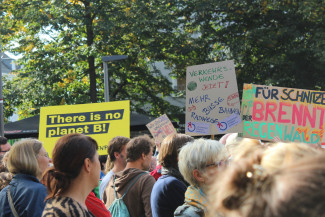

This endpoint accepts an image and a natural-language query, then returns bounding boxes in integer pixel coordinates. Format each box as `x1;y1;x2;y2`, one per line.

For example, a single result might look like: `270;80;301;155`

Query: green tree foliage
166;0;325;92
1;0;324;121
2;0;182;120
216;0;325;91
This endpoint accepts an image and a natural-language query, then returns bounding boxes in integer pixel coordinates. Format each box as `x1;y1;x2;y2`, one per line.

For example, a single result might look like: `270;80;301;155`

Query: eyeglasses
205;160;228;168
38;152;49;158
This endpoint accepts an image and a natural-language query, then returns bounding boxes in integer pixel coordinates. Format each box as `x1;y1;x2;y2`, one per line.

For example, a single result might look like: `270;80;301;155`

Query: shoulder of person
25;180;47;195
140;172;156;183
44;197;90;217
103;170;114;179
155;175;181;187
174;204;204;217
14;174;44;188
34;185;48;199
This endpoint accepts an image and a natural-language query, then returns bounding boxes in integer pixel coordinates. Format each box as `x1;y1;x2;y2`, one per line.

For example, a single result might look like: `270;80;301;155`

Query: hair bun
51;169;73;179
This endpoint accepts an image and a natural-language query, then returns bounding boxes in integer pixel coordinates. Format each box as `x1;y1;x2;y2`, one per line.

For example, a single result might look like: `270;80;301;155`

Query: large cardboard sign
185;60;242;136
146;114;177;144
39;101;130;156
242;84;325;144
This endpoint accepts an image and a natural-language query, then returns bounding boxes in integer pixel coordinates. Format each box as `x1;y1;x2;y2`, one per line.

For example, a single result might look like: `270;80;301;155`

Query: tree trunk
85;1;96;103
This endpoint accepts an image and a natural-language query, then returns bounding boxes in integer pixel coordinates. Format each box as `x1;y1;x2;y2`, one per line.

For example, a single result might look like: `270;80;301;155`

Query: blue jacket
0;174;47;217
151;175;187;217
174;204;203;217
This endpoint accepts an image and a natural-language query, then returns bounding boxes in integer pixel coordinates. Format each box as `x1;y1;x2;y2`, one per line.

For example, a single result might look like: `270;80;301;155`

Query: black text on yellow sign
44;109;124;138
46;109;124;125
39;101;130;157
46;123;109;138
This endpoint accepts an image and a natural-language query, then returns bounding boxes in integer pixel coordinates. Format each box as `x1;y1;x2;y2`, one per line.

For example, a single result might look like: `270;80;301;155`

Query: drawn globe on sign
187;81;197;91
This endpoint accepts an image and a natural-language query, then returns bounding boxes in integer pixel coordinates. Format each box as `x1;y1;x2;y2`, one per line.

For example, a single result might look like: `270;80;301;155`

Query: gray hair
178;138;228;186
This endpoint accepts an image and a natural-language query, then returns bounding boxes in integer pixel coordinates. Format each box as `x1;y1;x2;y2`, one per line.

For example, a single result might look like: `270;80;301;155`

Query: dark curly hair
126;135;154;162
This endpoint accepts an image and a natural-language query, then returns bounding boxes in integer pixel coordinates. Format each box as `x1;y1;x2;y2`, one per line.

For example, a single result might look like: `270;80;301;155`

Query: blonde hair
261;142;319;173
231;138;266;162
178;138;228;186
209;152;325;217
7;139;42;178
224;133;242;154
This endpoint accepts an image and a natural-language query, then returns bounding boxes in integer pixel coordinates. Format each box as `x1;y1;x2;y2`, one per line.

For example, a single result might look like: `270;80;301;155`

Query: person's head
0;172;13;191
99;155;107;172
158;133;193;169
261;142;319;173
230;138;266;162
224;133;242;154
126;135;154;171
7;139;50;179
106;136;130;172
209;152;325;217
0;151;10;173
43;133;99;199
0;137;11;156
0;154;7;172
178;138;228;189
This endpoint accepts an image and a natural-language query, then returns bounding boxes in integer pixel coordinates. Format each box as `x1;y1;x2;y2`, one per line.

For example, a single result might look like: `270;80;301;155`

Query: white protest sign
185;60;242;136
146;114;177;144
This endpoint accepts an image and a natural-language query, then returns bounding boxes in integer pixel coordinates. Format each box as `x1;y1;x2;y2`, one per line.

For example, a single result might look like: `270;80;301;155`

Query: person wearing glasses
174;139;229;217
0;137;11;156
0;139;51;217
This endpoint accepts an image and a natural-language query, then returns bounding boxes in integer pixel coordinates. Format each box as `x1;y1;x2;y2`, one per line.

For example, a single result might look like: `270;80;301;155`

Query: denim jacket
0;173;47;217
174;204;204;217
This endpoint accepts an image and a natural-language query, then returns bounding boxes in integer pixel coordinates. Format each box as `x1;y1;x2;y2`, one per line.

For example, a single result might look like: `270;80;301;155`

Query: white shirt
99;170;114;200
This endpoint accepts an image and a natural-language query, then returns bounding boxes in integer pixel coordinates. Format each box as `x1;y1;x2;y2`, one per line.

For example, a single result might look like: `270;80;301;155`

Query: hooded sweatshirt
104;168;156;217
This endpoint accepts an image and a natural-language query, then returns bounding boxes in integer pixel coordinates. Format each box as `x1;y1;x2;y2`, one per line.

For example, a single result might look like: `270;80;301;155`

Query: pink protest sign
146;114;177;144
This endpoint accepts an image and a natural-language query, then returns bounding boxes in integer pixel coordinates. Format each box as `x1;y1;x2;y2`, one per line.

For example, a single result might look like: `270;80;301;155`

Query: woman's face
90;151;101;188
202;159;228;187
37;146;51;175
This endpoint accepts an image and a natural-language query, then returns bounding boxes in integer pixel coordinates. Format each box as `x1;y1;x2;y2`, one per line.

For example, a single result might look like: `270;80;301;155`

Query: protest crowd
0;131;324;217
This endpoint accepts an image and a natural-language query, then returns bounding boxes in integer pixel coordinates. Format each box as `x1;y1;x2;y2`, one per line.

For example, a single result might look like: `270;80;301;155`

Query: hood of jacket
112;168;147;192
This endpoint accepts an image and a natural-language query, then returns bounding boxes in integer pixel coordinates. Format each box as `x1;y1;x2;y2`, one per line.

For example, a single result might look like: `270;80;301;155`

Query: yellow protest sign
39;100;130;156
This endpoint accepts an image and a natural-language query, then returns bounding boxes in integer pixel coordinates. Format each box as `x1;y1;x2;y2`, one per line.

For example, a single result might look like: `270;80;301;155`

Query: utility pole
101;55;128;102
0;33;4;136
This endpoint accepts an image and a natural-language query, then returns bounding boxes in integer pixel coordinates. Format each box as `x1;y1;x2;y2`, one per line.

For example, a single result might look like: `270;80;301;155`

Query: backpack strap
7;187;20;217
112;175;119;199
112;172;146;200
121;172;146;199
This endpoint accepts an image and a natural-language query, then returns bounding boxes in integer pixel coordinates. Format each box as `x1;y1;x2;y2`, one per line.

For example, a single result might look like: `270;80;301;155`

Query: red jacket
86;192;111;217
150;165;162;181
